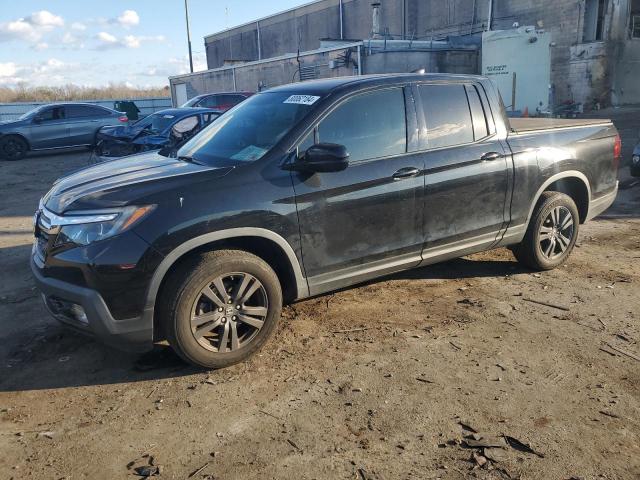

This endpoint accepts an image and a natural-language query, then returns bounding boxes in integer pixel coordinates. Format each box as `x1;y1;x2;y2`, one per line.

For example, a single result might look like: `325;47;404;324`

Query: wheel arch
1;132;31;150
146;228;309;339
526;171;591;225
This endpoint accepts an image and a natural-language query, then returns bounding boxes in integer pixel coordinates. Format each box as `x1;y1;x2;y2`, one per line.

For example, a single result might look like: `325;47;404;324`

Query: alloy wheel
190;272;268;353
539;206;574;260
3;138;26;160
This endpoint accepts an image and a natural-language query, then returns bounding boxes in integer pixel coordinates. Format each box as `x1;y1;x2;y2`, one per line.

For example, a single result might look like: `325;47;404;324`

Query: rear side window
198;96;218;108
465;85;489;140
67;105;109;118
418;84;473;149
318;88;406;162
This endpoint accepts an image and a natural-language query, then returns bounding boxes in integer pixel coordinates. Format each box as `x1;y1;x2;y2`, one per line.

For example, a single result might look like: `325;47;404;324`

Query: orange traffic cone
523;106;529;117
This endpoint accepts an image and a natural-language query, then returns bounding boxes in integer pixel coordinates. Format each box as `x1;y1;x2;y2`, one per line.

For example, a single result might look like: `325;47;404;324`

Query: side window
465;85;489;141
419;84;474;149
67;105;107;118
203;112;220;124
198;96;219;108
318;88;407;162
476;84;496;135
39;106;65;121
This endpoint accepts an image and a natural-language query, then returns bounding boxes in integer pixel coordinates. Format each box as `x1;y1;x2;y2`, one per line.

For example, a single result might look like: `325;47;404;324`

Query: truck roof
265;73;488;96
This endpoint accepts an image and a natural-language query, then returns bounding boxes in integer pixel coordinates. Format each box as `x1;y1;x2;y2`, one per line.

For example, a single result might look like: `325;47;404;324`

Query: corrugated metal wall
0;97;172;121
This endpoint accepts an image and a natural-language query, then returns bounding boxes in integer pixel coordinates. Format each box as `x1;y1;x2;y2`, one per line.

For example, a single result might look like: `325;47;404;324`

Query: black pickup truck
31;74;619;368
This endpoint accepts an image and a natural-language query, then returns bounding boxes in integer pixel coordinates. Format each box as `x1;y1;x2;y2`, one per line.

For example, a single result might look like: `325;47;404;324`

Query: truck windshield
175;92;319;166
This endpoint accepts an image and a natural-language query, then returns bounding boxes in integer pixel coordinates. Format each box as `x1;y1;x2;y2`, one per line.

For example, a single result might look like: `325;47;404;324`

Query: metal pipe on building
232;67;237;92
339;0;344;40
356;44;362;75
256;21;262;60
371;2;382;39
487;0;493;31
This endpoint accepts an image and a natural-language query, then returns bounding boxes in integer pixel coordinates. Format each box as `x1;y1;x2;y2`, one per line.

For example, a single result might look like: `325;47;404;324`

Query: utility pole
184;0;194;73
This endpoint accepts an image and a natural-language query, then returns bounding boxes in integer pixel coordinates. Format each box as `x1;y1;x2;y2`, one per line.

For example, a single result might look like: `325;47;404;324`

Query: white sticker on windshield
231;145;268;161
283;94;320;105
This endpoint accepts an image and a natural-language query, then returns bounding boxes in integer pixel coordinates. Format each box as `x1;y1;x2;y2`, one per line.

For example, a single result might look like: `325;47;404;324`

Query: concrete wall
171;41;478;106
0;97;171;122
198;0;640;108
171;45;359;106
205;0;491;69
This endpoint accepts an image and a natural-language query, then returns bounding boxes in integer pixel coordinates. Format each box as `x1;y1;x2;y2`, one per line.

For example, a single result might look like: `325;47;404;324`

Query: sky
0;0;306;89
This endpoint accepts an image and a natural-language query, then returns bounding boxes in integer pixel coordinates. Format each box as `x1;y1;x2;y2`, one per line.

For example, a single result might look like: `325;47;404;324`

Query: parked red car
181;92;253;112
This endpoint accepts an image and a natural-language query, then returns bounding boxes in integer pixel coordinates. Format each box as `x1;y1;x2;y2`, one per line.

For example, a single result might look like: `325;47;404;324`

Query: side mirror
295;143;349;173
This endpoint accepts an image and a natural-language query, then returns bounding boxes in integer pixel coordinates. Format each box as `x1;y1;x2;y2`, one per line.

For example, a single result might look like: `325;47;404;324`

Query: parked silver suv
0;103;128;161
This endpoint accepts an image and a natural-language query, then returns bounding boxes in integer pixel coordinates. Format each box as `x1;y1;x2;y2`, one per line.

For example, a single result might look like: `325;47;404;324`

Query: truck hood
43;151;232;213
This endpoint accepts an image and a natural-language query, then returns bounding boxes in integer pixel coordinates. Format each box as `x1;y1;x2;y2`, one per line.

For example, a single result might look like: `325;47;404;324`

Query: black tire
159;249;282;369
631;165;640;177
511;191;580;270
0;135;29;161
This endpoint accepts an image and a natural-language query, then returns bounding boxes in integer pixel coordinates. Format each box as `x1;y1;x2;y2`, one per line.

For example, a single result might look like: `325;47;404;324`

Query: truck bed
509;117;612;133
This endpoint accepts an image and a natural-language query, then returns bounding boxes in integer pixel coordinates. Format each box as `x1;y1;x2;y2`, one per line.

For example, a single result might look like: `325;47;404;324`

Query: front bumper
31;255;154;353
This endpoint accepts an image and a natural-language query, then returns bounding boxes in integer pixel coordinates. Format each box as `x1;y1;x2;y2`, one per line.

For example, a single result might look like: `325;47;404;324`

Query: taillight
118;115;128;123
613;134;621;169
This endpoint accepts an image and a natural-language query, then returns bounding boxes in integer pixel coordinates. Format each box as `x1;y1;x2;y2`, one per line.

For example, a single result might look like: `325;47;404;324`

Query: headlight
54;205;155;246
633;155;640;165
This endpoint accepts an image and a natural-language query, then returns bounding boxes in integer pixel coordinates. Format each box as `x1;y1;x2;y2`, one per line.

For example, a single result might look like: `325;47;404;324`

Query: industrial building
169;0;640;112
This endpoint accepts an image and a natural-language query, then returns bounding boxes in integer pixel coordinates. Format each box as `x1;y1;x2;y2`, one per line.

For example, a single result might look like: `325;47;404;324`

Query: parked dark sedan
0;103;128;160
181;91;253;111
94;107;219;160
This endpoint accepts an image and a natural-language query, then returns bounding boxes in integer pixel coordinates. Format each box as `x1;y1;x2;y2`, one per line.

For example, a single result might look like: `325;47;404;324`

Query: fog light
70;304;88;325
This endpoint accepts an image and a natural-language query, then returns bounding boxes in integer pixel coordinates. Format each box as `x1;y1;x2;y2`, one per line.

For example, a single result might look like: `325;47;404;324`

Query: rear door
66;105;111;145
415;82;509;254
29;106;69;149
292;86;425;295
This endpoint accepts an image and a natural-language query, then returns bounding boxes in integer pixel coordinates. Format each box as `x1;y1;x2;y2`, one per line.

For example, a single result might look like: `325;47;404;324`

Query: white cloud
0;10;65;44
26;11;64;28
94;32;164;50
96;31;117;45
142;52;207;78
122;34;140;48
0;62;18;77
117;10;140;28
33;42;49;51
0;58;71;86
71;22;86;31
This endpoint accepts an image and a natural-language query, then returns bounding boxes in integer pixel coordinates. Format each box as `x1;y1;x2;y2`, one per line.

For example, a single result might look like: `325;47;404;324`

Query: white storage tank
482;26;551;115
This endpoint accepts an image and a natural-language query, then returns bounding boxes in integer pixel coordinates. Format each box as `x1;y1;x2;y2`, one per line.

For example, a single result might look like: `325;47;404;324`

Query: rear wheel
511;191;579;270
0;135;28;161
160;250;282;369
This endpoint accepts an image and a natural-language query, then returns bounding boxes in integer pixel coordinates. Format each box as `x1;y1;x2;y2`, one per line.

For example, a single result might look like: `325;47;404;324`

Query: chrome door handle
481;152;502;161
392;167;420;180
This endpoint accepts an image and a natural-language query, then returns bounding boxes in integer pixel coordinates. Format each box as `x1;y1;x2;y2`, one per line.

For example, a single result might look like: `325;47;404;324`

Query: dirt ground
1;110;639;479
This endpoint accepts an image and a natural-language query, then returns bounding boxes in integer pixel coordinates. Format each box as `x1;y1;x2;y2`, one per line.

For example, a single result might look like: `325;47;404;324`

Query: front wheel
511;191;580;270
160;250;282;369
0;135;28;161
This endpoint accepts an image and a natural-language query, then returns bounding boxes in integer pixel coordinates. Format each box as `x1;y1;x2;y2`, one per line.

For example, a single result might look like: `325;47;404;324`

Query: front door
29;106;70;149
292;86;425;295
414;83;509;255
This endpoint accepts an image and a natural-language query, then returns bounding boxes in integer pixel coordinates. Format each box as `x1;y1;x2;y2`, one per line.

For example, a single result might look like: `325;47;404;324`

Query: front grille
34;209;56;262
